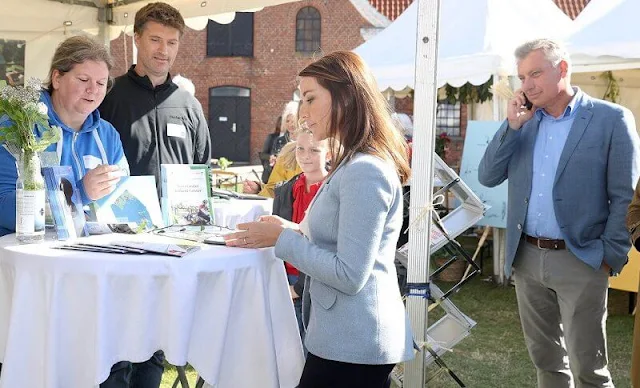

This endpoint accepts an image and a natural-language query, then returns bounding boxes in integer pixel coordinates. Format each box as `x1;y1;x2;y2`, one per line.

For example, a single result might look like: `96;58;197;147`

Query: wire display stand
394;155;486;387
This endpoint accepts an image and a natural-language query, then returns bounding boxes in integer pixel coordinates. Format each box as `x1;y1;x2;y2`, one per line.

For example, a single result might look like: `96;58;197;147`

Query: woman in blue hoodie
0;36;129;236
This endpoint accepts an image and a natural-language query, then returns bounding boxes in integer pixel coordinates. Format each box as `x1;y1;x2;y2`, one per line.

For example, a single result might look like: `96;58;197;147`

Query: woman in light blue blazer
225;51;415;387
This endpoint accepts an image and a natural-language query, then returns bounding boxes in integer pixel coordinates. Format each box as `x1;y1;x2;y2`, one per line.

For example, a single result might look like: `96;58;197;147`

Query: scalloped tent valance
354;0;574;96
0;0;301;41
0;0;301;80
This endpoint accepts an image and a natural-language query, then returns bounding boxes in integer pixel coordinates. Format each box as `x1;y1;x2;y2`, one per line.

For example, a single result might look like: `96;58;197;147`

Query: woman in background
244;101;303;197
271;100;299;157
260;116;282;183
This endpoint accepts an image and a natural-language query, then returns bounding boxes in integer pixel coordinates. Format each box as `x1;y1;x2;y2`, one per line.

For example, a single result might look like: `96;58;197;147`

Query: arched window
295;7;321;54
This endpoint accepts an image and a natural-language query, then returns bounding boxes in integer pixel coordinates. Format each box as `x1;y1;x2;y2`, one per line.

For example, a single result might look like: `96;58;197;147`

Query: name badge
167;123;187;138
83;155;102;170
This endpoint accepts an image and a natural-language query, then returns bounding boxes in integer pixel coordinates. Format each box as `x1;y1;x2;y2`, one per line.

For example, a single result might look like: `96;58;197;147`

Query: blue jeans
99;350;165;388
288;274;307;356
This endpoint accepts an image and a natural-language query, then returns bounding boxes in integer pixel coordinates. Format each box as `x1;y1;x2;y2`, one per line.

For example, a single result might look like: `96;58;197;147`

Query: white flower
36;102;48;116
0;77;60;153
52;125;62;139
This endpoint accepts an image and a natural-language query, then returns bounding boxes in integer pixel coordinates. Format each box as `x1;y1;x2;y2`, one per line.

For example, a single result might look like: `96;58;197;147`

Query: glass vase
15;150;45;244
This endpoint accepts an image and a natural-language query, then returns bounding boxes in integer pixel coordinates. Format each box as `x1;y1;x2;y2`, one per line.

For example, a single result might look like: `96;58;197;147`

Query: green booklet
160;164;212;226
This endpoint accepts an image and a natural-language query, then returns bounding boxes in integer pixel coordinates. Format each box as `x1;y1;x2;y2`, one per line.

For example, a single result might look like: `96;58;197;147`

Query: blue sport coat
479;92;640;276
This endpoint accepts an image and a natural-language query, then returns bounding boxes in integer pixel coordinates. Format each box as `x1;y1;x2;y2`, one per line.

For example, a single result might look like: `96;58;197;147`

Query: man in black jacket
98;3;211;388
99;2;211;199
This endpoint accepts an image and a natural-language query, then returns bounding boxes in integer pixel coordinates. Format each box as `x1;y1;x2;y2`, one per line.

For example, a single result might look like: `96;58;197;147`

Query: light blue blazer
479;92;640;276
275;153;414;365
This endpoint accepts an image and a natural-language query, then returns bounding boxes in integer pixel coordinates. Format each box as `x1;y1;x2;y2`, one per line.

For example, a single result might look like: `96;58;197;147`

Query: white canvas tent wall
354;0;574;98
0;0;301;80
565;0;640;133
568;0;640;73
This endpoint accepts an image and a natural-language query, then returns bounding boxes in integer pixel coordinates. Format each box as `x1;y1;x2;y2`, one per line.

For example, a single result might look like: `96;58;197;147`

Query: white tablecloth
211;198;272;229
0;233;304;388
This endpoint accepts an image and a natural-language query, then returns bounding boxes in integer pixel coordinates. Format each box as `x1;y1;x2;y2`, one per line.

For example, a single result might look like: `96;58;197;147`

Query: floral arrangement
435;132;450;158
0;78;60;156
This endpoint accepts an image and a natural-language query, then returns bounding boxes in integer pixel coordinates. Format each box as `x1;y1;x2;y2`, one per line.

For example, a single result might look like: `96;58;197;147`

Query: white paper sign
167;123;187;138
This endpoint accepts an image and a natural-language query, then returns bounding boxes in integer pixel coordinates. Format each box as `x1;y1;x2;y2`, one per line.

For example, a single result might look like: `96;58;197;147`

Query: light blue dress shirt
525;88;583;239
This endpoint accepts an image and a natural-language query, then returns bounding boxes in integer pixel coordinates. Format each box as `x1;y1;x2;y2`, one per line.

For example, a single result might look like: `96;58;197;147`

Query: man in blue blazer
479;38;640;387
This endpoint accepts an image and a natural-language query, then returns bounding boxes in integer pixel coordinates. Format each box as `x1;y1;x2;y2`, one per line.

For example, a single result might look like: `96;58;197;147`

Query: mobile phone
523;95;533;110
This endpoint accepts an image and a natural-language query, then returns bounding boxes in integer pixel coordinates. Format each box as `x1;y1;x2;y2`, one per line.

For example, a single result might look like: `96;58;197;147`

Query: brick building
107;0;588;167
109;0;394;164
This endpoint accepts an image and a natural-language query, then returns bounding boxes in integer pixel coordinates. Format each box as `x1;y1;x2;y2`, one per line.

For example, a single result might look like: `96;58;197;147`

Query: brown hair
272;116;282;135
44;36;114;94
134;2;185;37
298;51;411;184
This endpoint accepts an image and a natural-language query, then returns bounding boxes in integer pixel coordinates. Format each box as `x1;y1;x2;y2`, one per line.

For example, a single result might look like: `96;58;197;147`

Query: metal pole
404;0;441;386
491;74;508;285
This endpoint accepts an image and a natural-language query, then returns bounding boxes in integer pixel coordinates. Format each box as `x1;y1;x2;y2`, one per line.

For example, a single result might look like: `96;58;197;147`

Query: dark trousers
298;353;394;388
99;350;165;388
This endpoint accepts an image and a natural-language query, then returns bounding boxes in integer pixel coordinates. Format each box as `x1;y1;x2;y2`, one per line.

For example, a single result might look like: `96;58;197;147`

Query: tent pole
404;0;441;386
97;6;111;51
491;73;508;285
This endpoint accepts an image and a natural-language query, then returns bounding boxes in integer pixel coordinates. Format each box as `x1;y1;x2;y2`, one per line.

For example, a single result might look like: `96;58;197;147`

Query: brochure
111;240;201;257
151;224;236;244
161;164;212;226
42;166;88;240
53;239;201;257
90;176;163;231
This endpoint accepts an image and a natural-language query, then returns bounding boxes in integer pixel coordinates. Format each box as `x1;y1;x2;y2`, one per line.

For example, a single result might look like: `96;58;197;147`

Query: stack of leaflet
54;240;200;257
151;224;237;245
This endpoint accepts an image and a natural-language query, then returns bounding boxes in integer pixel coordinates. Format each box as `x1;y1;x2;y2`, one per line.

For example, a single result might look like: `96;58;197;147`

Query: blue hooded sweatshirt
0;90;129;236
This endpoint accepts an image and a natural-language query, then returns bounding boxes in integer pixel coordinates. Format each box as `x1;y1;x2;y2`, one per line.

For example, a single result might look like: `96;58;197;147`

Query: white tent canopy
0;0;301;80
0;0;300;41
567;0;640;73
354;0;574;95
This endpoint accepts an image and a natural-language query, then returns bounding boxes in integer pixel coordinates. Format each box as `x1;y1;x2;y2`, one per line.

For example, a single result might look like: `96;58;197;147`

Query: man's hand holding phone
507;89;535;130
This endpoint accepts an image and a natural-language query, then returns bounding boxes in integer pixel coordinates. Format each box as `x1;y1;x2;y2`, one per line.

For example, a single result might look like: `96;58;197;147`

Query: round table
0;233;303;388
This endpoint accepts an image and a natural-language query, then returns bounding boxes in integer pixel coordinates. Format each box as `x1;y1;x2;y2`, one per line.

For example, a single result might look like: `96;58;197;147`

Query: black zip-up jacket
273;174;306;297
99;66;212;196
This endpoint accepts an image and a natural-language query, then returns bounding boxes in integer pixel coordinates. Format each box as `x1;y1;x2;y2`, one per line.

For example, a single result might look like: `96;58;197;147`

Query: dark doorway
209;86;251;163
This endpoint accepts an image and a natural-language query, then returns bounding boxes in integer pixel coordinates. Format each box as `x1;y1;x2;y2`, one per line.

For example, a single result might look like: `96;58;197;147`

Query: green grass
424;277;634;387
160;364;198;388
158;273;634;388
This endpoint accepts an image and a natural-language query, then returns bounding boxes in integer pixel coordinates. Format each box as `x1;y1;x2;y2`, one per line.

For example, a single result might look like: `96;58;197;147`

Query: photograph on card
42;166;88;240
